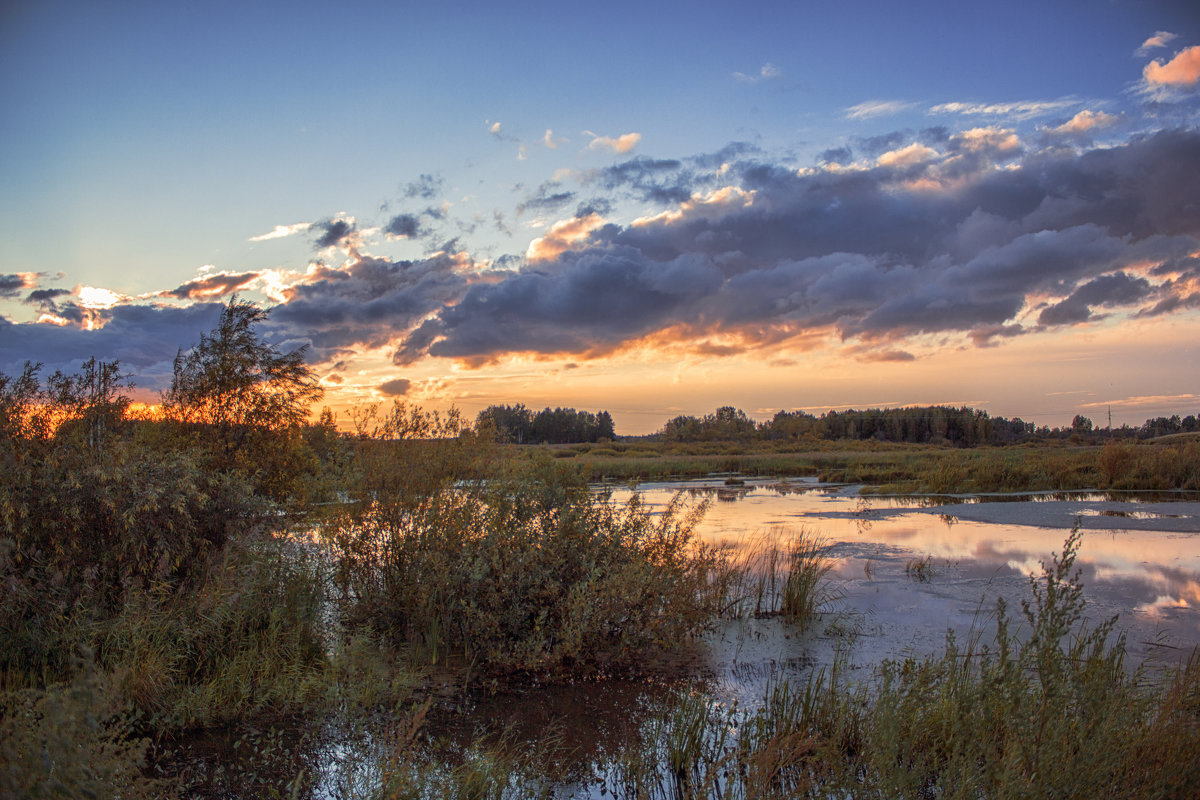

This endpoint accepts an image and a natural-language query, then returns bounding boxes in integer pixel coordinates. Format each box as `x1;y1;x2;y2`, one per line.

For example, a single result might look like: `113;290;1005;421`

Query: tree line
475;403;615;444
656;405;1200;446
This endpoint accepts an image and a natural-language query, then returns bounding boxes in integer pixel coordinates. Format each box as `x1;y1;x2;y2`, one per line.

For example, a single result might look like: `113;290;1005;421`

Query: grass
543;438;1200;493
710;529;836;627
904;554;936;582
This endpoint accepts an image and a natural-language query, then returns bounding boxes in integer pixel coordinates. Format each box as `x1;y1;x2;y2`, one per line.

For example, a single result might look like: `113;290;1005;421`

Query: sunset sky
2;0;1199;434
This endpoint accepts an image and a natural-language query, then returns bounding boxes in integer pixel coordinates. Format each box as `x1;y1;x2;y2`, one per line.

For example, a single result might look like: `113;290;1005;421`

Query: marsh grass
0;655;167;799
713;529;837;631
567;438;1200;493
904;554;936;582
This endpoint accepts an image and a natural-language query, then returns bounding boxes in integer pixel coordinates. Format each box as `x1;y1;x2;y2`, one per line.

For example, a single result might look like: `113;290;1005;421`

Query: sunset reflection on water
612;479;1200;661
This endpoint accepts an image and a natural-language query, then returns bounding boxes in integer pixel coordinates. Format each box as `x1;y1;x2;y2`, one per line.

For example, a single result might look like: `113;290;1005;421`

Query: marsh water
177;479;1200;797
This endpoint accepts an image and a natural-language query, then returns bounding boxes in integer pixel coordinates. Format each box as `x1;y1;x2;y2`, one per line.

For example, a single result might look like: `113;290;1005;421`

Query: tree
1071;415;1094;434
161;297;324;501
163;297;322;431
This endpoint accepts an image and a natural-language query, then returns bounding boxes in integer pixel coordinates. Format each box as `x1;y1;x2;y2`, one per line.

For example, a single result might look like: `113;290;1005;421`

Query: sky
2;0;1199;434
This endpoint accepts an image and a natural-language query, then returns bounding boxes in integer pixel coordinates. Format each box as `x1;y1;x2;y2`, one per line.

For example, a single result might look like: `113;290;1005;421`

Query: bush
326;462;720;676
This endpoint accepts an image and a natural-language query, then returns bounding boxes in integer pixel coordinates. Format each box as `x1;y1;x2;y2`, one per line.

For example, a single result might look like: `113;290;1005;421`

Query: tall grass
713;529;836;629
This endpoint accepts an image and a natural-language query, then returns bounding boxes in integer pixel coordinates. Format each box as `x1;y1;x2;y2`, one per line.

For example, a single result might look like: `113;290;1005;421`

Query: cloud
402;174;443;200
588;132;642;154
1144;45;1200;87
845;100;915;120
265;250;498;362
25;287;71;306
543;129;566;149
931;99;1077;120
0;302;226;392
525;213;606;262
163;271;261;300
385;128;1200;367
877;142;939;168
313;217;358;250
1137;31;1177;56
734;63;782;83
249;222;312;242
378;378;411;396
9;127;1200;388
1046;109;1120;137
516;182;576;216
1037;271;1154;326
488;121;502;135
385;214;421;238
1;273;40;298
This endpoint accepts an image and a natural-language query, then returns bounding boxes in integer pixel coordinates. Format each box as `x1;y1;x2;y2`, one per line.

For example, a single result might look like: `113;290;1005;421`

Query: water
616;479;1200;672
175;479;1200;797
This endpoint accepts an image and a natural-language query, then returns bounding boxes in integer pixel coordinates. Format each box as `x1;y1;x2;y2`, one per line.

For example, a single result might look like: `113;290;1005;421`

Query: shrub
326;462;720;676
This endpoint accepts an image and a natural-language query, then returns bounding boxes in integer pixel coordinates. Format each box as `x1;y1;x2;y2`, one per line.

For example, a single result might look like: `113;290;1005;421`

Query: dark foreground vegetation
2;298;1198;797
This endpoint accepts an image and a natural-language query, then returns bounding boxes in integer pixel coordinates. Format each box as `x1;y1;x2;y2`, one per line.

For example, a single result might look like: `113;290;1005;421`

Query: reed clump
715;529;836;629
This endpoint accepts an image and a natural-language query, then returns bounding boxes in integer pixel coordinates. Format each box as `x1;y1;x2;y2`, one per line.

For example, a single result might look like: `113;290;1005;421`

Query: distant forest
480;403;1200;446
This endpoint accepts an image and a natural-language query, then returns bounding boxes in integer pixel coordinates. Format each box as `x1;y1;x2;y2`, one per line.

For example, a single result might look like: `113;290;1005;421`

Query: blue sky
2;0;1199;432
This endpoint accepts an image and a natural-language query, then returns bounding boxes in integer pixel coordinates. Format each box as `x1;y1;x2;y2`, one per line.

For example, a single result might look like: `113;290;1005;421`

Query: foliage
476;403;615;444
161;297;327;503
98;535;330;730
0;659;167;800
163;297;322;431
326;460;720;675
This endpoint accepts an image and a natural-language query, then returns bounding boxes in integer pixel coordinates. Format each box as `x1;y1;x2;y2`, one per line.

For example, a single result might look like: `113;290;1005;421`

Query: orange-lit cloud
1137;31;1177;56
1048;109;1119;135
525;213;606;261
1144;45;1200;86
587;132;641;153
876;143;938;168
163;270;261;300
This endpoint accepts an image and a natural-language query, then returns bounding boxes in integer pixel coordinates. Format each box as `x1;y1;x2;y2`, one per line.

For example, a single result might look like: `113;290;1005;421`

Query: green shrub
326;463;720;676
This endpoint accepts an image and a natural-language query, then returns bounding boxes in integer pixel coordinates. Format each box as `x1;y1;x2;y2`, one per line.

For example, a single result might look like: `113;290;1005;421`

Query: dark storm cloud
0;303;225;391
387;128;1200;365
0;274;29;297
385;214;421;238
313;218;356;249
163;271;260;300
268;253;494;362
378;378;410;396
25;287;71;306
